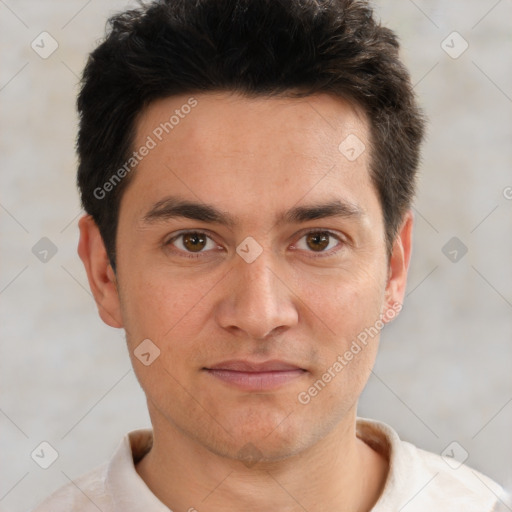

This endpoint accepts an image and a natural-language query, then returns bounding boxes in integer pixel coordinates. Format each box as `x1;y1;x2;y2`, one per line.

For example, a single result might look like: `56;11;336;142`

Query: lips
204;360;307;391
206;360;304;372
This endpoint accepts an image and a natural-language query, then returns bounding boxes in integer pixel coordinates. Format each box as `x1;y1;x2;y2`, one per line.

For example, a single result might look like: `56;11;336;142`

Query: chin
209;430;308;466
203;411;316;465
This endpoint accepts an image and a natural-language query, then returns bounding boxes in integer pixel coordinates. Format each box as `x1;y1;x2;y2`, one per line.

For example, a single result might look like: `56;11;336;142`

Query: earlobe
382;210;413;322
77;214;124;329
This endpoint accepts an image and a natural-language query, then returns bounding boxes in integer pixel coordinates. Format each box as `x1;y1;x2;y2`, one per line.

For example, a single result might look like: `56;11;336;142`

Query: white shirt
31;418;506;511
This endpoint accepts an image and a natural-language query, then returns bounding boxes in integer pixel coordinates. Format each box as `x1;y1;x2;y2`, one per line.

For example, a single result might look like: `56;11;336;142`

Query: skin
78;91;413;512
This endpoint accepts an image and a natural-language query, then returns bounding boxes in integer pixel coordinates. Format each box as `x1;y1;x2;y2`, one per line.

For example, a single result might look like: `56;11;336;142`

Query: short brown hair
77;0;425;269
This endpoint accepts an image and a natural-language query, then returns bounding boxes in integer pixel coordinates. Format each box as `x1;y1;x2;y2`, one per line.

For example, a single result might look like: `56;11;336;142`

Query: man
32;0;505;510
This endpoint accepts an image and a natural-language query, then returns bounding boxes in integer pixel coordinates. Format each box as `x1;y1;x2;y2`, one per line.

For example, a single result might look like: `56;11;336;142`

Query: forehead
121;92;377;227
135;91;367;158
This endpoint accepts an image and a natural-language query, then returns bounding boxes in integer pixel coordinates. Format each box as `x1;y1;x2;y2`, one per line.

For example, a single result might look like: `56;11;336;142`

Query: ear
77;214;123;328
382;210;413;322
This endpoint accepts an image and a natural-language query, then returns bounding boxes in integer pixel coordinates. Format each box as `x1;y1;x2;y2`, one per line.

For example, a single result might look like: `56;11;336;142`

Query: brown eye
306;232;330;252
167;231;217;256
293;230;343;257
181;232;207;252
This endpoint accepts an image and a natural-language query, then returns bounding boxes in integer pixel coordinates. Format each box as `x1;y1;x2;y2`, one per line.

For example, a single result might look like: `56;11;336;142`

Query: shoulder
403;440;504;511
30;462;112;512
30;429;153;512
356;417;506;512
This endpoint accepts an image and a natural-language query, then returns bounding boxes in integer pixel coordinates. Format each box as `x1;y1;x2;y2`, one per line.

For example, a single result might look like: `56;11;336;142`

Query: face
79;92;411;463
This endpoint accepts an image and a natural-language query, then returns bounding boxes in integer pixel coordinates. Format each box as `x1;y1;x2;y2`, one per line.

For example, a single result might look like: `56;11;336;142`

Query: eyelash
164;229;345;259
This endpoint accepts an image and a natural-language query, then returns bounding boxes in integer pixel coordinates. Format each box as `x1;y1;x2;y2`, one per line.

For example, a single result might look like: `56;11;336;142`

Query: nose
215;248;299;340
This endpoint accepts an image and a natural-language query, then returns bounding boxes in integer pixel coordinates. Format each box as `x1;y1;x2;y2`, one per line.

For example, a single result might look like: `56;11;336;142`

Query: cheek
119;274;207;403
331;282;384;346
291;261;386;404
294;261;387;347
118;268;223;393
296;283;382;418
119;268;208;341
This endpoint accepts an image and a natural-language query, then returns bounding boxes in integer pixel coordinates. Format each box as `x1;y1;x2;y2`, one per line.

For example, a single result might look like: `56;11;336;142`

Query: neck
136;408;388;512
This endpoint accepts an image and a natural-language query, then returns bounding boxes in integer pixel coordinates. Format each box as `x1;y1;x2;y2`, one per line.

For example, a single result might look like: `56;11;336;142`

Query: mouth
203;360;307;392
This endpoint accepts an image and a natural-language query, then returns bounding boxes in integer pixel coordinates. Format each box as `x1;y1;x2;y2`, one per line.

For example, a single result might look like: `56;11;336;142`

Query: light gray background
1;1;511;510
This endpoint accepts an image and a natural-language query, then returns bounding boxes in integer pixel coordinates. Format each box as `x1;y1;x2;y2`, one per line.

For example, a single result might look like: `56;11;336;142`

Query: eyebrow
141;195;363;228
